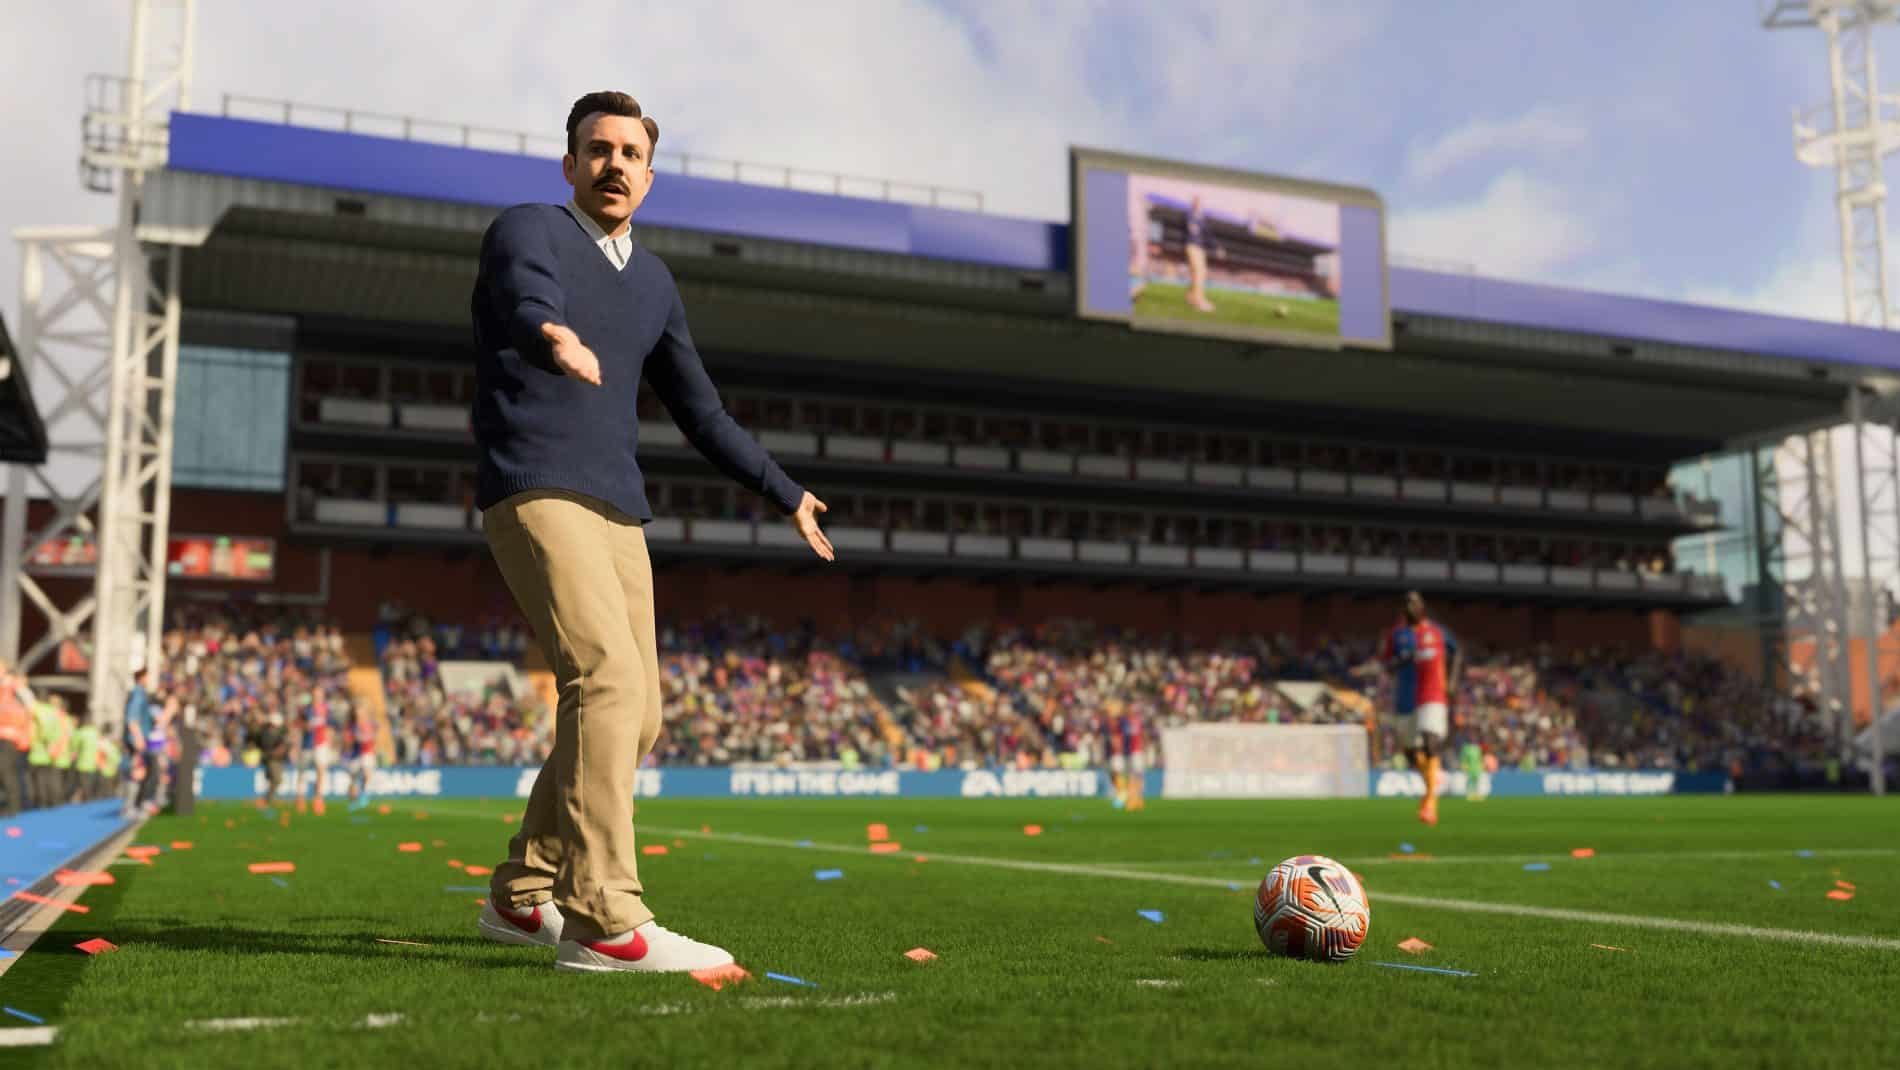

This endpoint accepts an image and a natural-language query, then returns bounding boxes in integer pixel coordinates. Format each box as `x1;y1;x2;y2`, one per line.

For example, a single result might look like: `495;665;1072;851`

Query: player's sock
1424;756;1441;803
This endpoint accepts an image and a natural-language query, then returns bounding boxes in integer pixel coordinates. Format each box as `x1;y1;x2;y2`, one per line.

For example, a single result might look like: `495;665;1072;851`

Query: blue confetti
445;885;488;893
1227;882;1241;892
270;877;289;889
814;869;844;882
913;825;928;833
1373;961;1478;978
1523;862;1552;872
795;839;813;847
1769;880;1783;891
1795;849;1815;858
1399;843;1416;854
1248;857;1262;866
765;972;817;987
349;816;370;825
3;1006;45;1025
1138;910;1165;924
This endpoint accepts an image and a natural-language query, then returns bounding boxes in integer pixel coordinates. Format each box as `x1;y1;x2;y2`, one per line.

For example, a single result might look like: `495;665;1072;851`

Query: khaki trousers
483;489;663;942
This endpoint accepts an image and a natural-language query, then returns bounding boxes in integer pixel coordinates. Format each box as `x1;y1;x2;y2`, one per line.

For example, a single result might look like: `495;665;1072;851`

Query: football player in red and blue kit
1383;591;1460;826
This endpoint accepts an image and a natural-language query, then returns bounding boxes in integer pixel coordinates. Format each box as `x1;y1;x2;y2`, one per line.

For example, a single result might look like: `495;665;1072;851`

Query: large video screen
1072;148;1389;350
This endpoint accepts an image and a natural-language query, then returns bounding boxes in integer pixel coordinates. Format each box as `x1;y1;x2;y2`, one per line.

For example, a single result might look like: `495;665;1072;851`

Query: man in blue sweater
472;90;833;975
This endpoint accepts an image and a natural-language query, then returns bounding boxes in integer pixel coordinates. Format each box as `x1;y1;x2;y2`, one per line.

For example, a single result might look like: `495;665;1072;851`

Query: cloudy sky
0;0;1891;332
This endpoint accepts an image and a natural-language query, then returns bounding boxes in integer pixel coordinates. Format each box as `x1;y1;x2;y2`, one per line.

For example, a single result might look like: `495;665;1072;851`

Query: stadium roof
137;111;1896;454
162;112;1898;372
0;309;49;465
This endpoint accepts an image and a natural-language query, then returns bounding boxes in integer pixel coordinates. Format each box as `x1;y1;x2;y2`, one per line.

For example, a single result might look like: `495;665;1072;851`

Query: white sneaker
554;921;736;974
478;897;565;948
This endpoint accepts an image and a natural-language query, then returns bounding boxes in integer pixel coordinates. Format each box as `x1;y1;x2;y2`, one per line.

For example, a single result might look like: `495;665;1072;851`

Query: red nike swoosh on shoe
496;902;542;934
583;931;650;962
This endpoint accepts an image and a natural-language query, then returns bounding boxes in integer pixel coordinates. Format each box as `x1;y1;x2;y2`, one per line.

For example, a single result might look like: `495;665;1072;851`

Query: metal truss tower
1;0;195;735
1758;2;1897;793
1764;0;1899;327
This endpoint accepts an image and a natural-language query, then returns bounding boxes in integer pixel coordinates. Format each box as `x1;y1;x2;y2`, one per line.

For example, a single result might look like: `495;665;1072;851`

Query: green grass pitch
1132;280;1341;338
3;795;1896;1068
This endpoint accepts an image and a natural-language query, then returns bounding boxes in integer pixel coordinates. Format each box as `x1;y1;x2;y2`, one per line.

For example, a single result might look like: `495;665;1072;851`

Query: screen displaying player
1073;148;1389;351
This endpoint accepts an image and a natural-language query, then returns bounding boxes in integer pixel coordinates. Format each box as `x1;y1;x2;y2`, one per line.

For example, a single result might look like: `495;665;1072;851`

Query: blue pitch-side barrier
191;765;1731;801
0;800;131;894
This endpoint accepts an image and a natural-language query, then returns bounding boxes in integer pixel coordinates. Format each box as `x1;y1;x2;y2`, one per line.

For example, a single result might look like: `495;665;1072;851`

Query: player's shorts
1108;752;1147;775
299;744;336;769
1408;702;1448;741
347;752;376;774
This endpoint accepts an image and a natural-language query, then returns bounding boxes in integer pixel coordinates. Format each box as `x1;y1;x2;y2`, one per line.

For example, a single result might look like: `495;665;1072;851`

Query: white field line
1100;847;1900;869
0;1026;57;1047
642;825;1900;953
0;993;896;1048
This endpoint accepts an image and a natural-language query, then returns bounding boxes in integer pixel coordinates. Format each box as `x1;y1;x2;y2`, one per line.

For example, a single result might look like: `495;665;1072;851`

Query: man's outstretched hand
540;322;602;385
792;492;834;562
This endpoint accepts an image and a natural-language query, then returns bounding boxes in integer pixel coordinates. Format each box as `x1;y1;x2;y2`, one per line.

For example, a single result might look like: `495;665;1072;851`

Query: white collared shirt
563;200;633;270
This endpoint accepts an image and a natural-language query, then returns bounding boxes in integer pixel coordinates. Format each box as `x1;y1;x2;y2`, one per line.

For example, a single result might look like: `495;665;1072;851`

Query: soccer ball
1253;854;1370;962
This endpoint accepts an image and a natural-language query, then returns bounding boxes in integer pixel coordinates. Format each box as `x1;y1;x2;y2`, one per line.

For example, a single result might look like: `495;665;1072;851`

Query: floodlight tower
0;0;195;736
1763;0;1899;327
1762;0;1896;793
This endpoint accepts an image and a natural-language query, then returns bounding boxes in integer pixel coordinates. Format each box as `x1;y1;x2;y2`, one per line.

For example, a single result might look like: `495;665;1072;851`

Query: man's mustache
595;175;629;193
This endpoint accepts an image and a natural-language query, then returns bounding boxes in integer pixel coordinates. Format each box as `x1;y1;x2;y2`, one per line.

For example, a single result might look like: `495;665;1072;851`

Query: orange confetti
641;845;669;856
74;937;117;955
700;825;711;834
247;862;295;875
4;827;20;838
502;813;519;824
1093;935;1113;944
448;859;464;869
691;964;752;991
1396;937;1434;954
869;842;902;854
463;865;493;877
1826;889;1855;901
414;812;429;821
1571;848;1596;859
397;842;423;853
170;841;194;850
867;823;889;842
125;846;161;859
12;891;89;914
904;947;938;963
1836;880;1857;891
378;805;392;815
53;870;115;887
914;855;928;863
1023;825;1043;837
224;819;236;829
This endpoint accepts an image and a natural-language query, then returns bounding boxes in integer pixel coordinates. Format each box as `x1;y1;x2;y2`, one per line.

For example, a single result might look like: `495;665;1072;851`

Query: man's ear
561;154;576;186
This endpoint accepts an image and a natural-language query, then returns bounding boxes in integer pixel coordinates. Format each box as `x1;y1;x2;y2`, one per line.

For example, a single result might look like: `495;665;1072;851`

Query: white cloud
1402;106;1588;185
1679;253;1858;325
1388;169;1600;279
0;0;1370;327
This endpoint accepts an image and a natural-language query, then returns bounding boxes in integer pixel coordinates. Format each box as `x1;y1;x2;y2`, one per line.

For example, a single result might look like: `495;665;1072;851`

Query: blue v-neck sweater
470;203;805;522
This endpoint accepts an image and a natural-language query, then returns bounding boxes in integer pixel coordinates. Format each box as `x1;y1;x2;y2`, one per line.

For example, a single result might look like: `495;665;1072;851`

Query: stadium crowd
0;600;1836;817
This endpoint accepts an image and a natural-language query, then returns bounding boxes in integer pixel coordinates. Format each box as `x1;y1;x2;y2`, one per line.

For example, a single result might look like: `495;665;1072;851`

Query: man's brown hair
565;91;660;160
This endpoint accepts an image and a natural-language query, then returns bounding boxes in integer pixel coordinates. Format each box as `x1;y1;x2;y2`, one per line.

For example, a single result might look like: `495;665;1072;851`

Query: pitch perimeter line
1104;847;1900;869
643;826;1900;953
